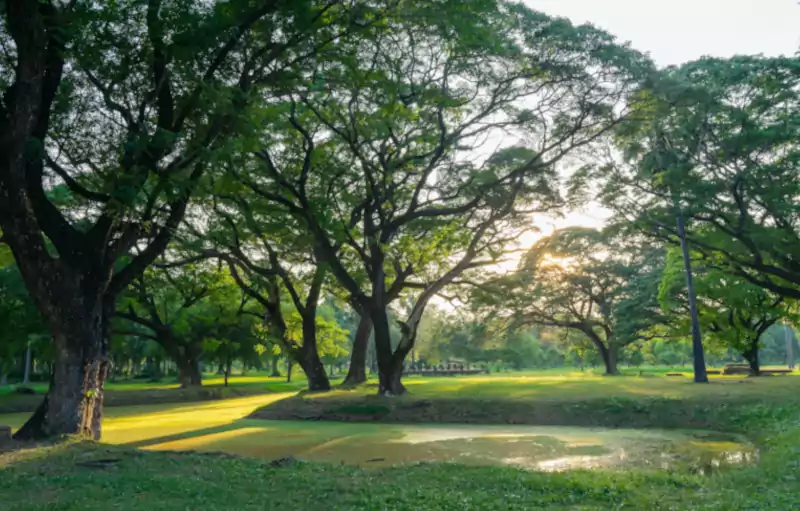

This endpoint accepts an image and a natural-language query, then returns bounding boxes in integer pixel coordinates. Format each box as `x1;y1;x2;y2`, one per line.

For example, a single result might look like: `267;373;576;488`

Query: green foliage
474;227;667;372
659;248;795;367
0;263;48;374
602;55;800;300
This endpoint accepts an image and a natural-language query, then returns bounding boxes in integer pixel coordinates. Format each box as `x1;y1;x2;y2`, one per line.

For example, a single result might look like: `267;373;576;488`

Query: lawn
2;370;800;510
0;373;307;414
0;366;705;414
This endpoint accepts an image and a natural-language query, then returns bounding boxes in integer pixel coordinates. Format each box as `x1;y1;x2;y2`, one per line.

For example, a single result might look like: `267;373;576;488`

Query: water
0;396;756;473
140;421;757;473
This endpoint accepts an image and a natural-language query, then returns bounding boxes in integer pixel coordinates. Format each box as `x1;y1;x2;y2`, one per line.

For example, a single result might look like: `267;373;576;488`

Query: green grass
2;370;800;509
0;373;308;413
0;372;309;395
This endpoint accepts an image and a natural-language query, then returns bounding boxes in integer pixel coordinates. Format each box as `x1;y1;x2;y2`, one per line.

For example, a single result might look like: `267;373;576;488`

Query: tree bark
270;355;281;377
342;312;372;386
14;299;110;441
743;340;761;376
299;310;331;391
599;344;620;375
371;304;407;395
224;355;232;387
675;199;709;383
177;357;202;388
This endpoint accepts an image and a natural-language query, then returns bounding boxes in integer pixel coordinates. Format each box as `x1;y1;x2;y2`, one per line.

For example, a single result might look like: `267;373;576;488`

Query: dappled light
1;0;799;509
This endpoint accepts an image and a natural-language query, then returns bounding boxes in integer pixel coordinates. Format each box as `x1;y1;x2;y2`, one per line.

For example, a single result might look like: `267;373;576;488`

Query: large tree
476;227;666;375
116;263;245;387
0;0;368;439
225;3;653;393
599;56;800;300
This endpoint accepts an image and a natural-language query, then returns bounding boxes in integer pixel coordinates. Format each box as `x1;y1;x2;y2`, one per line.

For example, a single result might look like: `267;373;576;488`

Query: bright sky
525;0;800;67
519;0;800;244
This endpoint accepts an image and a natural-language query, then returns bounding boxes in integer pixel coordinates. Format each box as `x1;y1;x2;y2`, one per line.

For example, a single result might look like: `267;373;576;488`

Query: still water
0;396;756;474
142;421;756;474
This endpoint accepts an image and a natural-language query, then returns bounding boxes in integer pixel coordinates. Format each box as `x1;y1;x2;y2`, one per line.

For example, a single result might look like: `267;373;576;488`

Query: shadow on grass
121;421;257;449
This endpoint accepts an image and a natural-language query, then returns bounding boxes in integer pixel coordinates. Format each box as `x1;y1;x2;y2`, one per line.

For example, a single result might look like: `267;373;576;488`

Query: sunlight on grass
147;426;272;451
101;394;293;445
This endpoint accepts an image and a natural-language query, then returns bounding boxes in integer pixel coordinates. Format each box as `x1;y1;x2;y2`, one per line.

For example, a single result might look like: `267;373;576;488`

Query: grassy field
0;374;306;413
0;366;698;413
2;370;800;510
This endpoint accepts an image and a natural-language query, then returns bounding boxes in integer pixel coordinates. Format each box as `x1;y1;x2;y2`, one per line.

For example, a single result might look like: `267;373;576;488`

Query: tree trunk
342;313;372;386
22;344;31;384
370;304;407;395
600;345;620;375
224;355;232;387
270;355;281;377
675;199;709;383
286;358;293;383
14;301;110;441
299;311;331;392
743;340;761;376
378;354;406;396
0;363;7;386
177;358;202;388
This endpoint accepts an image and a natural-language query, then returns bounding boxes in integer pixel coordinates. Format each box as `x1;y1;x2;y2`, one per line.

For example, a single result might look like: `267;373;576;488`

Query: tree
228;3;653;393
600;56;800;300
186;210;338;391
1;0;365;439
116;263;246;387
659;249;795;375
477;227;665;375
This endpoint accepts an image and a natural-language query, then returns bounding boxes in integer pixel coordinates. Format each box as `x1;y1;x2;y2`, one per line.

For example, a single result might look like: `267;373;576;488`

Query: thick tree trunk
177;358;202;388
378;354;406;396
286;358;293;383
584;329;620;376
14;301;110;441
743;341;761;376
270;355;281;377
371;304;408;395
342;313;372;386
600;345;620;375
299;312;331;392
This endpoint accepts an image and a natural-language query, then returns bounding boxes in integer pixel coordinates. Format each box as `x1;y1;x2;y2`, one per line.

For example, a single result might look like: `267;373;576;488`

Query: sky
525;0;800;67
517;0;800;240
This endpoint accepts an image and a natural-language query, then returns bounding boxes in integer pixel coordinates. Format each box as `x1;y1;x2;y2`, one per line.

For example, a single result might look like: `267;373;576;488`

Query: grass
255;369;800;429
0;373;308;413
2;369;800;509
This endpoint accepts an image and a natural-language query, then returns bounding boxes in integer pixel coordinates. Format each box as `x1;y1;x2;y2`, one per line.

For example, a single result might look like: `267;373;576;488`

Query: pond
140;420;756;474
0;396;756;474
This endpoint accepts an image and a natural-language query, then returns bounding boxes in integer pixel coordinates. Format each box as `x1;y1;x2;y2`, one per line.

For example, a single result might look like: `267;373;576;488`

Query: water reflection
143;421;757;474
